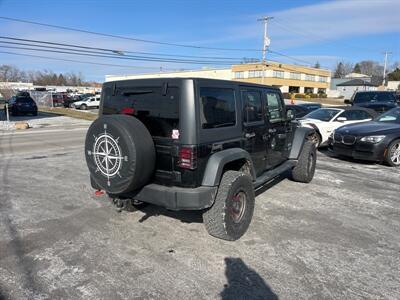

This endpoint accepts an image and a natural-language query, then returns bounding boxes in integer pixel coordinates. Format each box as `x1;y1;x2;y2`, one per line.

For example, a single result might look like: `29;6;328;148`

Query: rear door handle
245;132;256;139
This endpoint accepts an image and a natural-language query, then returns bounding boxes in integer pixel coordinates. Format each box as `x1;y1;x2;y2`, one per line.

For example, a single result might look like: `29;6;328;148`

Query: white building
336;79;377;99
106;62;331;95
387;81;400;91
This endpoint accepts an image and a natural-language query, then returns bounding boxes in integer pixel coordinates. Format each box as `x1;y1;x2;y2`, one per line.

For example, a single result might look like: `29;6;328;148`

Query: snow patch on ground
0;115;91;131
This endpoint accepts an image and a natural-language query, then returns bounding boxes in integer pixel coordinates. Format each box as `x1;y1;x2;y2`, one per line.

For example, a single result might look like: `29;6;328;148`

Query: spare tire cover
85;114;155;194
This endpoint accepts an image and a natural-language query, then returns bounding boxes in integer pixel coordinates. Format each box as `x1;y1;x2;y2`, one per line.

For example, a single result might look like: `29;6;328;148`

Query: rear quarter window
199;87;236;129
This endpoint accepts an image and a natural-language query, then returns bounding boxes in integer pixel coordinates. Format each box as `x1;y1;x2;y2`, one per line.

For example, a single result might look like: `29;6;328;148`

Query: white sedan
72;96;100;110
299;107;377;147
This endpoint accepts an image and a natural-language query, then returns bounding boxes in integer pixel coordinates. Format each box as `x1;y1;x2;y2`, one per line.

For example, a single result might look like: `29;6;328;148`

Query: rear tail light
178;146;197;170
121;107;135;115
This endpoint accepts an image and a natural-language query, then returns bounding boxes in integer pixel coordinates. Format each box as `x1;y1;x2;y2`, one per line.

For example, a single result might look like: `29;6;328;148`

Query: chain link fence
29;91;54;108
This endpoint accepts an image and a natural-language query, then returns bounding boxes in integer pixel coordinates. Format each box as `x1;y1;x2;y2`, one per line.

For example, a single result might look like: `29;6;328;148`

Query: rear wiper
122;90;153;96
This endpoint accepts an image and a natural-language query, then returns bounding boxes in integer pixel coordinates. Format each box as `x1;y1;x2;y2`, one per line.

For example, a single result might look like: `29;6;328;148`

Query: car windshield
376;108;400;124
304;108;340;122
353;92;396;103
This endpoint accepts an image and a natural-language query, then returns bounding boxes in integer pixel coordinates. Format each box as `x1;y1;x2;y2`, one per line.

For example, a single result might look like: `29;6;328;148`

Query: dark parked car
286;104;309;119
62;94;80;108
5;94;38;116
328;107;400;166
345;91;398;113
85;78;316;240
51;93;65;107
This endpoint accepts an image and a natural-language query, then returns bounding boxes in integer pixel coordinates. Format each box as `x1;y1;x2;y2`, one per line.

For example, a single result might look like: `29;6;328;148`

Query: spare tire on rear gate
85;114;155;195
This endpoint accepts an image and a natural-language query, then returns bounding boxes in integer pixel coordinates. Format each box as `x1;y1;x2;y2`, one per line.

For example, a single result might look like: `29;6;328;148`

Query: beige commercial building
106;61;331;94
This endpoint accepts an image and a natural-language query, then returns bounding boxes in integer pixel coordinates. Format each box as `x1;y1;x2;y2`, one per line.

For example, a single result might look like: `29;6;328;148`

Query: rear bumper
127;184;217;211
12;107;37;114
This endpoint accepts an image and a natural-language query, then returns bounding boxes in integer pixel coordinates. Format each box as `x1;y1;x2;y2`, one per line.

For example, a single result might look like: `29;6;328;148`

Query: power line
0;18;327;67
0;50;169;70
0;40;241;64
0;44;238;65
0;16;263;52
267;49;315;66
0;49;331;81
0;36;246;60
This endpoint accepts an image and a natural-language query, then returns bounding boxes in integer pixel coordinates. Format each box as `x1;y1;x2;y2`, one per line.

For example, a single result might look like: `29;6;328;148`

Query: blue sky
0;0;399;81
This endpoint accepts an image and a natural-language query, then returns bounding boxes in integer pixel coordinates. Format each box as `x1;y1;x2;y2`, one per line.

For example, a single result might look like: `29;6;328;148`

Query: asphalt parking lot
0;126;399;299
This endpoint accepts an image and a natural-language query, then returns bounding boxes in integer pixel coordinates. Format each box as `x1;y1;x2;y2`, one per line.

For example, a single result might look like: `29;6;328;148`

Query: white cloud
227;0;400;49
273;0;399;45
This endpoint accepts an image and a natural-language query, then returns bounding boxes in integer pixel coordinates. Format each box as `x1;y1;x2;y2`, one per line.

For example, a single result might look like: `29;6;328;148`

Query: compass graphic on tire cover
87;124;128;186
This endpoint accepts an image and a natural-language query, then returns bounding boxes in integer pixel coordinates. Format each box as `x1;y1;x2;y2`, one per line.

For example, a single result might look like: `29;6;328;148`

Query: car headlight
360;135;385;143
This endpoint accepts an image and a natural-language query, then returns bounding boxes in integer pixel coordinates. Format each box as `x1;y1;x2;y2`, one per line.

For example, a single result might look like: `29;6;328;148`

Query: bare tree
358;60;383;77
333;62;346;78
0;64;93;86
0;65;23;82
391;61;400;72
0;83;16;100
343;62;354;75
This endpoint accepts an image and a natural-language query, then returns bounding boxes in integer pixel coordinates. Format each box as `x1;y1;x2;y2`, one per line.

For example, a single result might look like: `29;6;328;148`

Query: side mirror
286;108;295;120
344;99;351;105
337;117;347;122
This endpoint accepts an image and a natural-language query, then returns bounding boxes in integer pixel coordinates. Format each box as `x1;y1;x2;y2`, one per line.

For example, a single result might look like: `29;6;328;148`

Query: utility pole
382;51;392;85
258;16;273;84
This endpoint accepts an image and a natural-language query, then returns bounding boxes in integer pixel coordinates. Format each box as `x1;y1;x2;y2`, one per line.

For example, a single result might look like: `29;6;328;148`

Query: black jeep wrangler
85;78;316;240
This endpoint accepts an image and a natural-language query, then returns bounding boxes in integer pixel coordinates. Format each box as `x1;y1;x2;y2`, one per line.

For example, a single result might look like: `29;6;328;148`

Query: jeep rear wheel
292;140;317;183
85;115;155;195
203;171;255;241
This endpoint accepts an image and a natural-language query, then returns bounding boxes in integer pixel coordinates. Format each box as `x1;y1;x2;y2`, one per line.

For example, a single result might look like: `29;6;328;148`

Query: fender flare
202;148;256;186
289;127;315;160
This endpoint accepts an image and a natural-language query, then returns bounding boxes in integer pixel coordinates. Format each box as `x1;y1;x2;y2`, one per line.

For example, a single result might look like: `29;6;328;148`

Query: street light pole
258;16;273;84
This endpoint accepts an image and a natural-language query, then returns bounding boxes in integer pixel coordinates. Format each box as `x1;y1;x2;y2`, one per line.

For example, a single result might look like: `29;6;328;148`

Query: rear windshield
102;86;179;138
16;97;34;103
304;108;340;121
353;92;396;103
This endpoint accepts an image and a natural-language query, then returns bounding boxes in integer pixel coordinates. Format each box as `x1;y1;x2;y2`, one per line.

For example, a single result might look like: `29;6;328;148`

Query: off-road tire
203;171;255;241
85;114;155;195
385;139;400;167
292;140;317;183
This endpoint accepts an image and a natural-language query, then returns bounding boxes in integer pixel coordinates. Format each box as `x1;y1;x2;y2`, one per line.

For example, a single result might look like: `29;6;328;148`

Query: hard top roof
103;77;280;91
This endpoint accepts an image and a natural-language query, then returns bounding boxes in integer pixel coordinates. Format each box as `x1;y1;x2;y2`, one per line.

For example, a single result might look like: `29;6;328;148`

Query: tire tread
203;171;254;241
